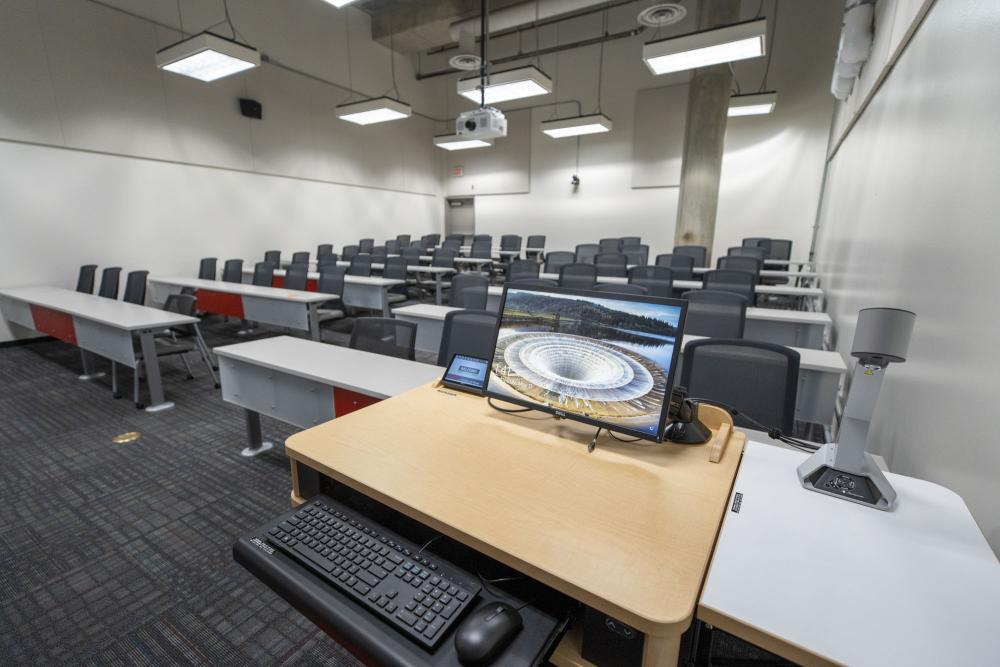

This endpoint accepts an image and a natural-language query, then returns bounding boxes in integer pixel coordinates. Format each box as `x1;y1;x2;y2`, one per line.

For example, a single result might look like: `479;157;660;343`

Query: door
445;197;475;241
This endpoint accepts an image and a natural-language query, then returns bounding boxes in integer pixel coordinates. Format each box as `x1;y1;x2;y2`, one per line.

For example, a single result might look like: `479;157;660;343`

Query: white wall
814;0;1000;552
0;0;444;341
428;0;839;260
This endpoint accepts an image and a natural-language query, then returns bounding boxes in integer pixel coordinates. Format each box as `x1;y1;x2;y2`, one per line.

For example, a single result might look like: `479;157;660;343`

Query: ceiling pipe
448;0;608;41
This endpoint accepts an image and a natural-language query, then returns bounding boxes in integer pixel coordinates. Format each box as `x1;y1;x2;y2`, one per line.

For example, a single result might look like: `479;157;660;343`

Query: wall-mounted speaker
239;98;262;120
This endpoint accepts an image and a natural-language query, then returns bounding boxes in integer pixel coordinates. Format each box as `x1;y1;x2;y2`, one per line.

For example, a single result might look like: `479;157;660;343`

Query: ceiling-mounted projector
455;107;507;140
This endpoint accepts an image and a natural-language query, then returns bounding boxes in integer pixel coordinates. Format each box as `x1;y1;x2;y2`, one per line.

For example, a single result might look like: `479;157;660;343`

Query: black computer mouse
454;602;524;665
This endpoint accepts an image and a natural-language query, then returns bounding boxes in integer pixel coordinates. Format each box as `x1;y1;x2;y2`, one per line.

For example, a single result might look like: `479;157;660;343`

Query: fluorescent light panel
728;92;777;116
336;97;412;125
643;18;766;75
323;0;358;6
457;66;552;104
434;134;493;151
156;32;260;82
541;113;613;138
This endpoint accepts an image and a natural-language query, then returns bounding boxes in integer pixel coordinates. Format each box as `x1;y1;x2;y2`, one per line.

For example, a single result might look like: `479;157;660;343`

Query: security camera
571;175;580;186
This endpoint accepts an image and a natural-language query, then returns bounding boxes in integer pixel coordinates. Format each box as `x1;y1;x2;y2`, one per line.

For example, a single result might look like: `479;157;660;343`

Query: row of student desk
232;354;1000;667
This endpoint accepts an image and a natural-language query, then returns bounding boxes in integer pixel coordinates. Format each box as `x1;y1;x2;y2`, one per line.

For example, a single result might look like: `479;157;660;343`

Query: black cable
486;397;534;413
687;397;819;452
417;534;441;554
608;431;642;443
222;0;242;41
595;8;607;114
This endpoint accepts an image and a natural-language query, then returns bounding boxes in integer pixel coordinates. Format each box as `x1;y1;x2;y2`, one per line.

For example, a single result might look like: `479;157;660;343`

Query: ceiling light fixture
643;18;767;76
155;32;259;82
434;134;493;151
541;113;613;138
728;91;777;116
457;65;552;105
322;0;359;7
336;97;412;125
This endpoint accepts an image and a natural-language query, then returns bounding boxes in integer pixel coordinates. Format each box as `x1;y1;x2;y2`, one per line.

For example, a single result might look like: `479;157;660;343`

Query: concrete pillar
674;0;742;260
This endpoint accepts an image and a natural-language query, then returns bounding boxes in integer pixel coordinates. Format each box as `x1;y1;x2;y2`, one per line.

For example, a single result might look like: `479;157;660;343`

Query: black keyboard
264;495;481;649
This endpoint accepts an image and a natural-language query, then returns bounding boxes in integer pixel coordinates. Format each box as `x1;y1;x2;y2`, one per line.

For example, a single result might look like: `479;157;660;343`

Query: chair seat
387;294;407;304
318;308;345;322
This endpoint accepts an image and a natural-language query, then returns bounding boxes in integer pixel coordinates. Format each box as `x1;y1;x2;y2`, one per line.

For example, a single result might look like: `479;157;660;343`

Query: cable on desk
417;534;441;555
486;396;535;414
688;397;820;453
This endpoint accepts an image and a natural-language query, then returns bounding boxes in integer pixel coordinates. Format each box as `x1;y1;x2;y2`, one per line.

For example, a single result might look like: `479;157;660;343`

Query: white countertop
701;441;1000;667
0;286;197;331
681;334;845;373
150;276;339;303
214;335;443;398
393;304;461;321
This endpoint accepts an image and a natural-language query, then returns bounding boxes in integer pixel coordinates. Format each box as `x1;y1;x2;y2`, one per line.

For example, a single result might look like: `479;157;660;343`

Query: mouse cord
476;572;536;611
417;534;441;554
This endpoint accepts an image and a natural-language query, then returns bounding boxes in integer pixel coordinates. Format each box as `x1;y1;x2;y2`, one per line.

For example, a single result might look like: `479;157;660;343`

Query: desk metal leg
308;303;321;341
380;290;391;318
242;409;274;457
78;350;105;380
138;330;174;412
435;275;443;305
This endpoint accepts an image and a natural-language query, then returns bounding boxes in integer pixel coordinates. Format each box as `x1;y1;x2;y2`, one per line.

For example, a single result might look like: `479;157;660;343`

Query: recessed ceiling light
457;66;553;105
541;114;613;138
643;18;767;76
322;0;359;7
156;32;260;82
336;97;412;125
434;134;493;151
728;92;777;116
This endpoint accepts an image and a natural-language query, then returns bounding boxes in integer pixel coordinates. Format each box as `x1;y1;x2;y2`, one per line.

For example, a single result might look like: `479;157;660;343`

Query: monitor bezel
485;283;688;443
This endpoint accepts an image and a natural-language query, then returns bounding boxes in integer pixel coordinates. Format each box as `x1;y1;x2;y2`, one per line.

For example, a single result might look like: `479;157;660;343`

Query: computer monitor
486;285;687;442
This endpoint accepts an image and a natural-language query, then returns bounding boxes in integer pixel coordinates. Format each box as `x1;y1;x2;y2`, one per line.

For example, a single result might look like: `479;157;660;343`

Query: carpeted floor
0;311;793;666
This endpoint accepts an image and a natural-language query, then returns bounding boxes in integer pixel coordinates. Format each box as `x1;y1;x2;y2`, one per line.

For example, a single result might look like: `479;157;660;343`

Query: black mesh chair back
717;255;762;279
473;234;492;244
769;239;793;261
98;267;121;299
437;310;499;367
594;283;648;295
702;269;756;303
575;244;600;264
371;246;388;261
442;239;462;252
629;266;673;297
728;246;766;261
599;238;621;253
348;255;372;277
263;251;280;267
162;293;198;338
595;253;628;277
317;244;334;259
285;264;310;291
421;234;440;249
470;241;492;259
624;245;650;266
432;249;458;268
386;240;401;255
400;247;422;265
350;317;417;361
382;256;408;281
673;245;708;267
122;270;148;305
682;290;748;338
252;261;275;287
500;235;522;251
222;259;243;283
317;253;340;269
198;257;217;280
621;236;641;248
508;260;540;282
410;240;425;248
446;233;465;243
681;339;800;432
396;234;411;246
318;265;346;308
654;253;694;280
559;263;598;289
742;237;772;257
291;251;310;265
509;278;558;288
76;265;97;293
526;235;546;249
449;273;490;309
342;245;360;261
358;239;374;254
543;251;575;273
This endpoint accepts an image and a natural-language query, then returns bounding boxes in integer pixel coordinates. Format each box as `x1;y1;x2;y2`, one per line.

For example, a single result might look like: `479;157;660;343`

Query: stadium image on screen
487;287;684;439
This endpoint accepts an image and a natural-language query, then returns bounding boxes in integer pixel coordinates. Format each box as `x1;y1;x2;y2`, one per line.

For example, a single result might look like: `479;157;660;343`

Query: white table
149;276;337;341
700;441;1000;666
238;268;404;318
393;304;462;355
485;287;831;349
692;266;819;284
332;262;455;305
215;336;443;456
0;286;199;412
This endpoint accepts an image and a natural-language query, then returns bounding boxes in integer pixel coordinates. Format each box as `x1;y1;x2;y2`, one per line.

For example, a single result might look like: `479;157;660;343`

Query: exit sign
452;165;464;177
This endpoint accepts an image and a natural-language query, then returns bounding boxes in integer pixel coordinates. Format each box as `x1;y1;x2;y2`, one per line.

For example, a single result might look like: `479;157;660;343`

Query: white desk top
0;286;197;331
701;441;1000;667
239;268;404;288
763;259;813;268
150;276;338;303
744;307;831;325
693;266;818;279
682;334;845;373
214;335;443;398
329;262;455;275
672;279;824;298
392;304;461;321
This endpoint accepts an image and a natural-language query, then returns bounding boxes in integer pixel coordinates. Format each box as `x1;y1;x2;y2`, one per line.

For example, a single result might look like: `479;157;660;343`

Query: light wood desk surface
285;383;745;648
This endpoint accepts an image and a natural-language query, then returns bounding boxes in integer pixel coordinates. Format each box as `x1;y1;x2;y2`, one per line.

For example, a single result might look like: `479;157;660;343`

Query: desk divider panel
219;357;335;429
74;318;138;367
29;305;77;344
195;289;245;318
242;296;311;331
0;296;37;331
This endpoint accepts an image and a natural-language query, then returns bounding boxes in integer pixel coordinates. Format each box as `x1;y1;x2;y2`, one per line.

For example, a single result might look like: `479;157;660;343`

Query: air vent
637;3;687;28
449;53;483;71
